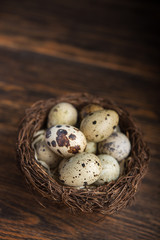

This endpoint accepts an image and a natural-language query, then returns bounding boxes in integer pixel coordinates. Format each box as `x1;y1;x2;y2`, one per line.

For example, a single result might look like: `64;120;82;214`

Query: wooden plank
0;47;159;240
0;0;159;79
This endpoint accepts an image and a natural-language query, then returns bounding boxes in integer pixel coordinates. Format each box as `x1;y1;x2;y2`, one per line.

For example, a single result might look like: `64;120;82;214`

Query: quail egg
98;132;131;161
45;125;87;158
80;104;104;119
58;152;102;187
35;140;61;168
47;102;78;127
80;110;119;142
32;130;46;149
95;154;120;185
85;141;97;154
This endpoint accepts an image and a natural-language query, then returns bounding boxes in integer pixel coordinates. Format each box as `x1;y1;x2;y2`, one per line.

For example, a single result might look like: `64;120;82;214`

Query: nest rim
17;92;150;215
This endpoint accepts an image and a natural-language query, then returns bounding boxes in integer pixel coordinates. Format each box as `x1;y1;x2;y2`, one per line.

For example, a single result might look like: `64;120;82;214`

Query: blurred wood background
0;0;159;239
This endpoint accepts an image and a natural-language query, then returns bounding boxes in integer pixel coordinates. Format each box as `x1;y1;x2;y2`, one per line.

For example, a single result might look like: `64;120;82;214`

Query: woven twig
17;93;150;214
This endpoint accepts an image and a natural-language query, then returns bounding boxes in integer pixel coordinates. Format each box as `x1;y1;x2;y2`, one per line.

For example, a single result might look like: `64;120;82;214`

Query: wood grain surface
0;0;159;239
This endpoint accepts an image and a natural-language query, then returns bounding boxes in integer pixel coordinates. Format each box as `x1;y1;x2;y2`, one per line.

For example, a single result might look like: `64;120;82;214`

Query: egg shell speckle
80;110;119;142
35;140;61;168
45;125;87;158
95;154;120;185
98;132;131;161
58;152;102;187
47;102;78;127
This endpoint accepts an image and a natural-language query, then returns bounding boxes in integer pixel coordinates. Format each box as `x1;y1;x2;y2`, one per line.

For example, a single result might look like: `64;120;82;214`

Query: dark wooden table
0;0;159;239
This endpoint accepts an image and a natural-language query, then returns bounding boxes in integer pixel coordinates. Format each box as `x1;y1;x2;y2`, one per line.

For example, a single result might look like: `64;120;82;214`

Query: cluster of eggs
32;102;131;188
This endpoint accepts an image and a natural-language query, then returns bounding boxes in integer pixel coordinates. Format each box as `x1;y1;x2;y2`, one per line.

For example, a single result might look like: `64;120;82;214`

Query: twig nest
98;132;131;161
95;155;120;185
119;158;126;176
47;102;78;127
50;167;59;181
38;161;51;175
17;93;150;215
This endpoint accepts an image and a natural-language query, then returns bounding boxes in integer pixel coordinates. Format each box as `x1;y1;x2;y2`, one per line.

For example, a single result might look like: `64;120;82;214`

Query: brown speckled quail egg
98;132;131;161
35;140;61;168
45;125;87;158
80;110;119;142
85;141;97;154
47;102;78;128
95;154;120;185
80;104;104;119
58;152;102;187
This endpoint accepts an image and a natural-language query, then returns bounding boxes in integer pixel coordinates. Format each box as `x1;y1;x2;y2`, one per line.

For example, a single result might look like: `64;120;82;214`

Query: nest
17;93;150;215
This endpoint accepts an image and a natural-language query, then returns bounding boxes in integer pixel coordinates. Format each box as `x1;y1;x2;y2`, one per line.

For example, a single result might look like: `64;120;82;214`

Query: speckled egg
58;152;102;187
98;132;131;161
95;154;120;185
45;125;87;158
35;140;61;168
80;104;104;119
85;141;97;154
47;102;78;128
80;110;119;142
